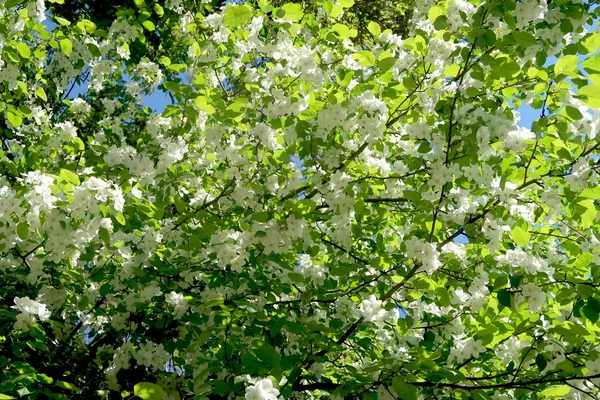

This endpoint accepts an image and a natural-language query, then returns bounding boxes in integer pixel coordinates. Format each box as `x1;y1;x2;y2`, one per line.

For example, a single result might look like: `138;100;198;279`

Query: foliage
1;0;600;399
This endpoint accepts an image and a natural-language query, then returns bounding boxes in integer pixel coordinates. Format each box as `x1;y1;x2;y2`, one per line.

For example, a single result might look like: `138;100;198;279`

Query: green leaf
251;212;269;222
253;346;281;367
175;197;187;213
583;305;599;323
158;56;171;66
99;227;110;245
55;381;79;392
392;377;418;399
7;107;22;127
0;394;17;399
332;24;357;40
582;54;600;74
561;105;583;121
428;6;443;24
436;287;450;307
578;85;600;108
509;274;523;289
539;385;570;398
512;31;537;47
142;20;156;31
115;212;126;225
535;354;547;371
223;4;253;27
577;199;596;228
15;42;30;59
491;55;520;78
554;55;579;77
79;19;97;34
497;290;513;308
72;137;85;152
60;38;72;56
17;222;29;240
378;57;396;72
280;3;304;22
54;16;71;26
195;96;216;114
154;4;164;16
580;32;600;54
60;169;80;185
511;226;530;247
297;109;316;120
338;0;354;7
35;87;47;101
353;50;376;67
293;199;316;214
134;382;166;400
367;22;381;37
189;329;214;353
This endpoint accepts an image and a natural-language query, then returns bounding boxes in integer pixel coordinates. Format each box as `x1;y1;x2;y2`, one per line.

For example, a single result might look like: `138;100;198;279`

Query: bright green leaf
428;6;443;24
511;226;530;247
281;3;304;22
7;107;22;127
54;16;71;26
134;382;166;400
223;4;253;27
55;381;79;392
60;39;73;56
15;42;30;59
142;20;156;31
554;55;579;77
578;85;600;108
581;32;600;54
35;87;47;101
367;21;381;37
353;50;376;67
583;54;600;74
60;169;80;186
539;385;570;398
491;55;521;78
115;212;126;226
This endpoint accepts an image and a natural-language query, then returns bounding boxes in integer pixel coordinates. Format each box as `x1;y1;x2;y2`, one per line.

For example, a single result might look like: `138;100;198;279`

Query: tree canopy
2;0;600;399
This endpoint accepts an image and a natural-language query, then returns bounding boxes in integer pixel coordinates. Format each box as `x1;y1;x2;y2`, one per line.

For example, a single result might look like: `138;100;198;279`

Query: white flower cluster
519;282;547;313
245;378;280;400
404;237;442;273
498;249;554;277
514;0;548;29
105;342;134;390
23;171;57;215
72;177;125;215
450;335;486;364
298;254;327;286
447;0;477;29
359;295;388;324
133;341;171;370
165;291;189;319
12;296;51;332
496;336;527;366
505;127;535;152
